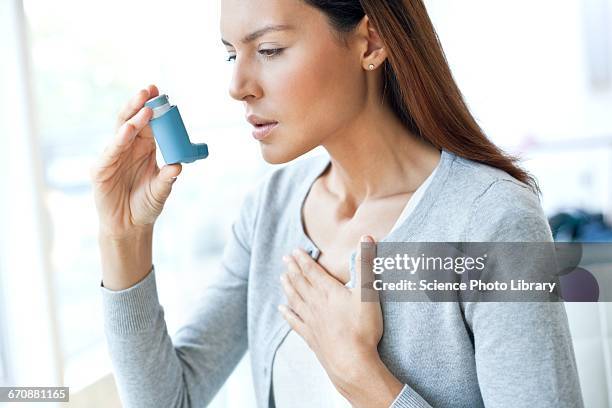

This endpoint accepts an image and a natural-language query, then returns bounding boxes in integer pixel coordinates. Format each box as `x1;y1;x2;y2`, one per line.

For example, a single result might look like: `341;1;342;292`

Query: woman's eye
225;48;284;63
258;48;284;59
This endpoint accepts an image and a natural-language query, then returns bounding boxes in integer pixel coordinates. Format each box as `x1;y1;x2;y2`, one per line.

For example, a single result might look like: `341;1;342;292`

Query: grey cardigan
101;149;583;407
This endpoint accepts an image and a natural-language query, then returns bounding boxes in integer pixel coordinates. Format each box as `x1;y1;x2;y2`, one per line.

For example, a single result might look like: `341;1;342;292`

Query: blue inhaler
144;94;209;164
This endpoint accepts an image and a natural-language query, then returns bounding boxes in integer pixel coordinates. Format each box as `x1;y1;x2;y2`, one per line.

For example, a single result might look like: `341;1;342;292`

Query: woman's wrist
99;225;154;291
331;348;404;408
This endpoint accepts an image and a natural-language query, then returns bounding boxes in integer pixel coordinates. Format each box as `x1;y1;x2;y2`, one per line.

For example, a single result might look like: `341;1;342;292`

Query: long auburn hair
304;0;541;196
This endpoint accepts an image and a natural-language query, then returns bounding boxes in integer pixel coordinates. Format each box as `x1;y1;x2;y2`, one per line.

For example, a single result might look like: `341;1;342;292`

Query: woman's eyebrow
221;24;295;46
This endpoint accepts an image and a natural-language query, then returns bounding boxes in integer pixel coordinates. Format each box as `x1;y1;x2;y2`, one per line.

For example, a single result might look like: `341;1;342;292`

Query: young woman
91;0;583;407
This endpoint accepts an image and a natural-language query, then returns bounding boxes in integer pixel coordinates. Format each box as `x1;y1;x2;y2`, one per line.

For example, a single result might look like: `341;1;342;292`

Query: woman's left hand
278;235;384;392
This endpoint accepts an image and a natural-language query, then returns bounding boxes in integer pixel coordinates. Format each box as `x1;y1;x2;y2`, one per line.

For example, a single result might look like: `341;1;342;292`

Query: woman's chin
260;146;294;164
259;143;305;165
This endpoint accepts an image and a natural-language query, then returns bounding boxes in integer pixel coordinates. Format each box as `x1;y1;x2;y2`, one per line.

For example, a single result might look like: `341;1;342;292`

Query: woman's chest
301;186;413;285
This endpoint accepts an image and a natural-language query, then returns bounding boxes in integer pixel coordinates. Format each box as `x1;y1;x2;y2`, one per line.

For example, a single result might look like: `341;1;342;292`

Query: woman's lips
252;122;278;140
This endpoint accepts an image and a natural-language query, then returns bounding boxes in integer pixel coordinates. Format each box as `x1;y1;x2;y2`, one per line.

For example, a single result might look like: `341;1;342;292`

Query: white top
388;162;439;234
272;161;440;407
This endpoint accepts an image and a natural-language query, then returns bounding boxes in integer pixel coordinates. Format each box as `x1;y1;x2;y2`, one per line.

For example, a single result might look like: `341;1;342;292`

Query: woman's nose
228;60;262;102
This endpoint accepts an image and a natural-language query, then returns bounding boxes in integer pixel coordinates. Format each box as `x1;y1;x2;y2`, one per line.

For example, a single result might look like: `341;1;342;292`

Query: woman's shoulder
444;152;551;242
449;152;536;197
236;153;328;224
248;153;327;204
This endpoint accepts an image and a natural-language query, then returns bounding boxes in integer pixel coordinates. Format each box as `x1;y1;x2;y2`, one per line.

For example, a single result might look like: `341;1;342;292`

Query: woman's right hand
90;85;182;239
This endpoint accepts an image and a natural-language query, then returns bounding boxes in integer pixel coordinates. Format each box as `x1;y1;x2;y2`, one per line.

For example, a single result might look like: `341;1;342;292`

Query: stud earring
368;64;375;70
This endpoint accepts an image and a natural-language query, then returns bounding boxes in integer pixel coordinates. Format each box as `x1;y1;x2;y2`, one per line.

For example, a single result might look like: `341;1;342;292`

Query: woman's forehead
220;0;307;21
220;0;315;39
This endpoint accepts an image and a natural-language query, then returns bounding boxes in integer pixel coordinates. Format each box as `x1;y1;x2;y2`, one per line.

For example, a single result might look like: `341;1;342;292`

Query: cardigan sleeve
390;179;584;408
461;179;584;407
100;186;260;408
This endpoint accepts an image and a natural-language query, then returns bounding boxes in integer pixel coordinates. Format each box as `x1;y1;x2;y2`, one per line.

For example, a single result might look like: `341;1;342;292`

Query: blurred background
0;0;611;406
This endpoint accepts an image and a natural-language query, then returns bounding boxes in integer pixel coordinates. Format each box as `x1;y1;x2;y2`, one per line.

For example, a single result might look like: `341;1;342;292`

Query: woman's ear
355;15;387;71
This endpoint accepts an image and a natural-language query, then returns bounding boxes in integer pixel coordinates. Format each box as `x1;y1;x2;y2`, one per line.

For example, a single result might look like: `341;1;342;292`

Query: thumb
151;163;182;204
355;235;379;302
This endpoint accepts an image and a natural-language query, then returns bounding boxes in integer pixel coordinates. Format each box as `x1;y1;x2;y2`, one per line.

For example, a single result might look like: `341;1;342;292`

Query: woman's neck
320;103;441;209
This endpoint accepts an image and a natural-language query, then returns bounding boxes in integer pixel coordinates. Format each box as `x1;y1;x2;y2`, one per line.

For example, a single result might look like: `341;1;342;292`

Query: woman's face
221;0;369;164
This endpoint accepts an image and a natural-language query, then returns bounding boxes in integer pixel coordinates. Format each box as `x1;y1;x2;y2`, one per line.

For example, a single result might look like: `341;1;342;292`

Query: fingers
355;235;379;301
149;163;182;205
280;269;309;320
115;85;159;133
285;255;314;293
147;84;159;98
290;248;336;289
117;106;153;145
278;304;311;345
96;84;159;175
98;106;153;169
158;163;182;182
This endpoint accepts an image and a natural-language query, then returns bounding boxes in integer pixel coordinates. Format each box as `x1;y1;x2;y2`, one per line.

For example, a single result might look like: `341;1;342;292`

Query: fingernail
361;235;372;243
292;248;300;257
